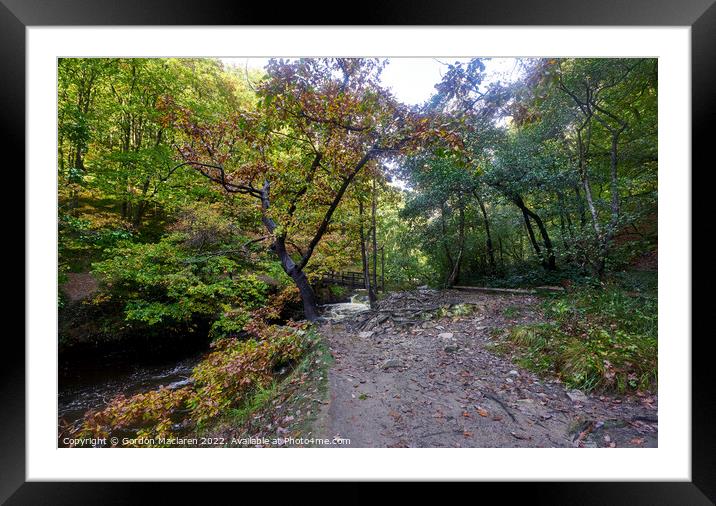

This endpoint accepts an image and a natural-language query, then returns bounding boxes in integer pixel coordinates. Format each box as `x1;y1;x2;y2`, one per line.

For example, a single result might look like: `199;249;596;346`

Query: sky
219;57;523;191
220;57;522;106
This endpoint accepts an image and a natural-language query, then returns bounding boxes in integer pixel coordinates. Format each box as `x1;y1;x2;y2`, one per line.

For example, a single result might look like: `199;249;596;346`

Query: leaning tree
163;58;426;320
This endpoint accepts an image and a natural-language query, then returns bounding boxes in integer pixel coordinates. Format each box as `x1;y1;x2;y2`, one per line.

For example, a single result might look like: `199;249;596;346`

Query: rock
382;358;402;369
438;332;454;339
566;389;589;403
509;370;519;376
444;343;460;353
358;331;374;338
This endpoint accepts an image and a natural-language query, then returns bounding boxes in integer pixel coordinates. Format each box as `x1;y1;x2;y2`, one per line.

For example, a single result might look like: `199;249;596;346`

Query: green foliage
78;386;193;445
188;327;305;424
58;58;259;231
225;381;279;426
58;57;659;445
329;284;348;298
503;306;520;318
59;211;134;273
379;193;438;288
501;287;657;393
204;325;328;440
92;234;269;331
398;57;657;284
209;308;251;339
77;306;310;446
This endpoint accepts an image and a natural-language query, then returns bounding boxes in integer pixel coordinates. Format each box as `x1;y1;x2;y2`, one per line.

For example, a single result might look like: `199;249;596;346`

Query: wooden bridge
320;270;384;291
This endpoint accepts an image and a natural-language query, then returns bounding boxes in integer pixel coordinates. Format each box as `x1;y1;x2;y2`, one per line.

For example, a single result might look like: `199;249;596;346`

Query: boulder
382;358;402;369
566;389;589;403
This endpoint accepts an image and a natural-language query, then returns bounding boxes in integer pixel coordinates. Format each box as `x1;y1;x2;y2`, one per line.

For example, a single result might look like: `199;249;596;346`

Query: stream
58;290;370;445
58;351;206;444
319;291;370;321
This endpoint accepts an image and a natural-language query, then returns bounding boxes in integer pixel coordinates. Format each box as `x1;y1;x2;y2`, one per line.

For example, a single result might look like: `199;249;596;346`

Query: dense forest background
59;57;657;332
58;58;658;445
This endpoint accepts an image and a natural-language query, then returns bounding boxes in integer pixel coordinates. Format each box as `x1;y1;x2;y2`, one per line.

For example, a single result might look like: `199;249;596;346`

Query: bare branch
296;147;377;271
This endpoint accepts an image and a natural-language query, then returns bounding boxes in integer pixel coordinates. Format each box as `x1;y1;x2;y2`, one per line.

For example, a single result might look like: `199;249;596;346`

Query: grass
503;306;520;318
225;381;279;426
230;327;331;423
195;326;334;445
495;286;657;393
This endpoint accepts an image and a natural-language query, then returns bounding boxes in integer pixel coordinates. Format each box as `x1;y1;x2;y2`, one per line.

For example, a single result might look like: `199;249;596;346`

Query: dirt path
315;289;657;448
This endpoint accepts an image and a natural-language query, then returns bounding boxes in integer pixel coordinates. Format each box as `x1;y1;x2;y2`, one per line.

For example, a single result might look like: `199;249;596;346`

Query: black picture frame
5;1;712;503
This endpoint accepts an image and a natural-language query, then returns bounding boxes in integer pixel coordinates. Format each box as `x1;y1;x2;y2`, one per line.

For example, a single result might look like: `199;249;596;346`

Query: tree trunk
371;178;379;292
288;267;319;321
527;209;557;271
498;236;504;271
592;131;623;279
528;208;556;270
439;205;455;283
259;181;320;321
447;248;463;287
132;201;146;228
521;209;542;260
446;207;465;287
131;179;152;228
514;195;555;270
359;200;377;308
380;247;385;291
474;191;496;273
604;134;622;234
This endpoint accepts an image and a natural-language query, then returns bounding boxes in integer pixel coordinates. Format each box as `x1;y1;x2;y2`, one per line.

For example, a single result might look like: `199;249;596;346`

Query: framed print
5;0;713;503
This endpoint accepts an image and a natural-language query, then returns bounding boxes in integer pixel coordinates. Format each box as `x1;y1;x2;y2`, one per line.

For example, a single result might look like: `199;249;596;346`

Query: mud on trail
314;289;657;448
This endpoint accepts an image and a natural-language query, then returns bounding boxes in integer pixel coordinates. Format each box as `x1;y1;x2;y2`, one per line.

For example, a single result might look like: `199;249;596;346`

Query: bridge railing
319;271;383;290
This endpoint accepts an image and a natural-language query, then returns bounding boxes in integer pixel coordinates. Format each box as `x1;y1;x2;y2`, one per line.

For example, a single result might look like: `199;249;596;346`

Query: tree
168;58;422;320
58;58;108;210
433;58;560;271
553;58;656;277
494;58;658;277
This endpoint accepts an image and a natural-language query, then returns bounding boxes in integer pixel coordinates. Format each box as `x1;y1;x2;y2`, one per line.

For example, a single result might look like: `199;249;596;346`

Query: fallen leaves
315;290;658;449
